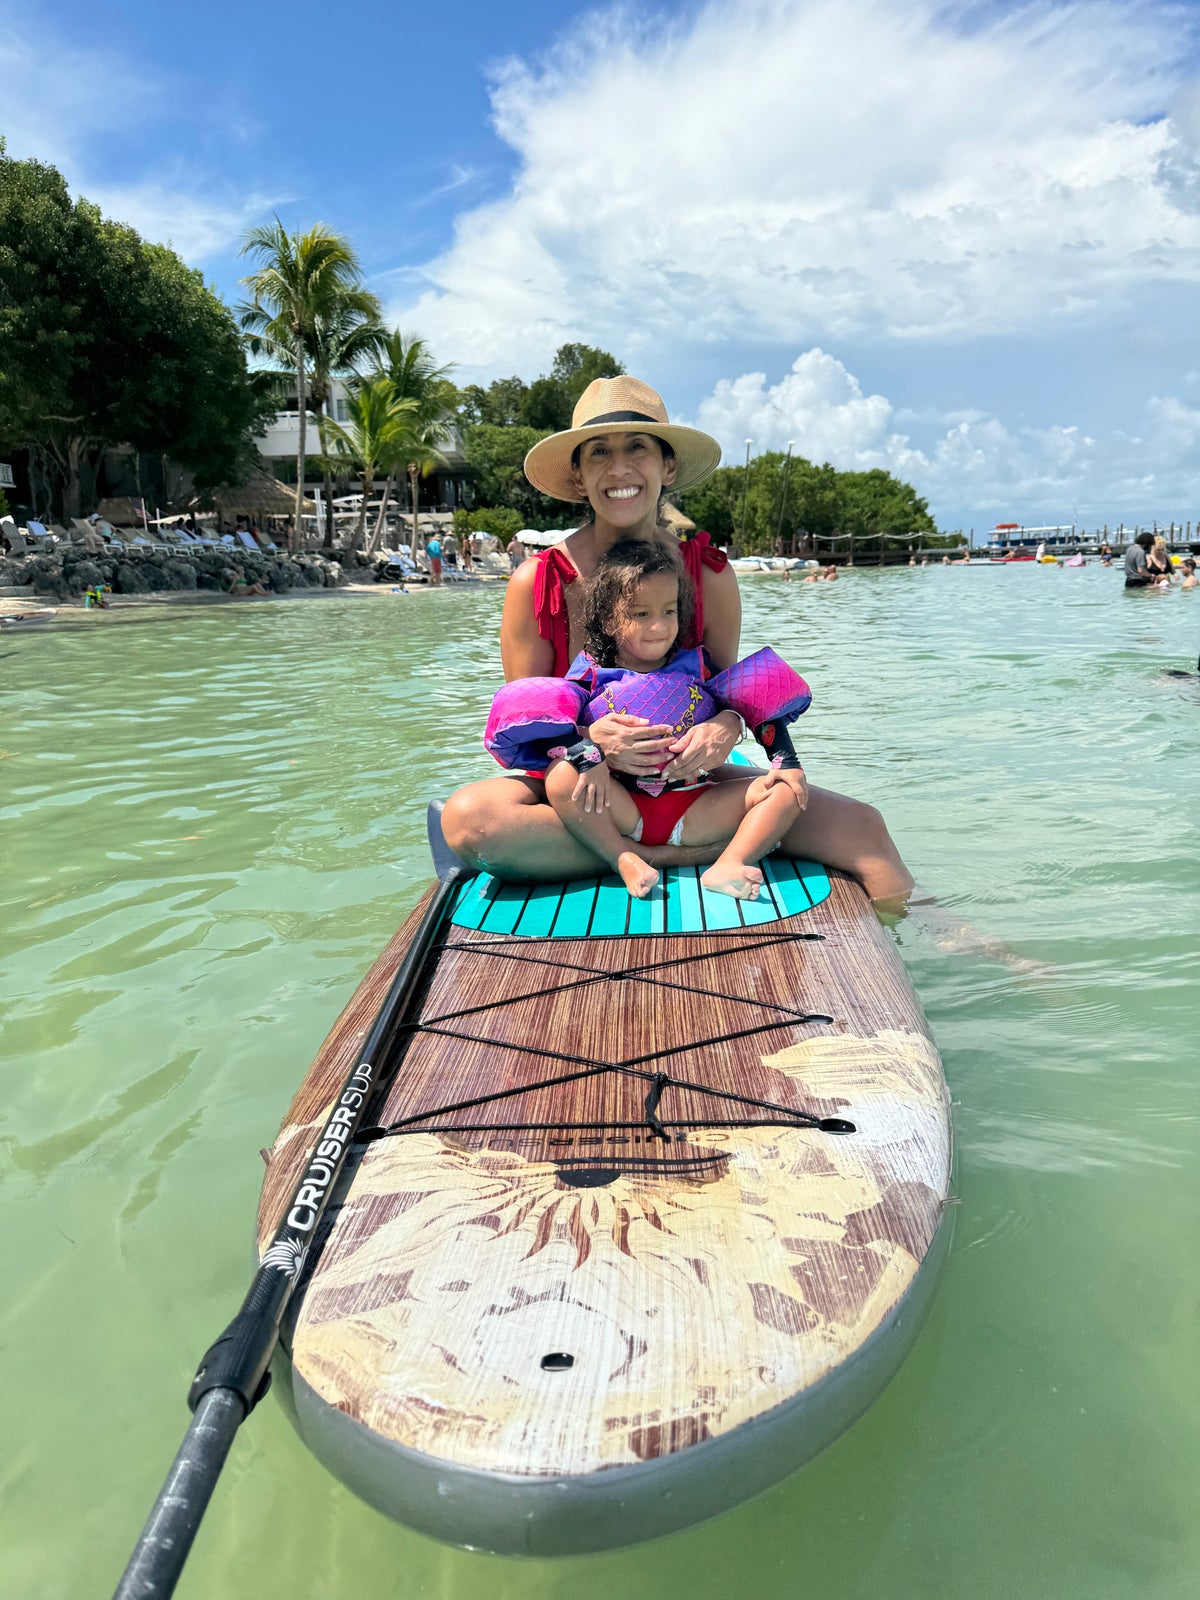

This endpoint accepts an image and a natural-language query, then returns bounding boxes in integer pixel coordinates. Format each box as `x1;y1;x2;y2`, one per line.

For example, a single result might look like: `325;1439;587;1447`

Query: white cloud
0;12;272;262
689;349;1200;526
392;0;1200;371
691;350;923;471
86;180;275;265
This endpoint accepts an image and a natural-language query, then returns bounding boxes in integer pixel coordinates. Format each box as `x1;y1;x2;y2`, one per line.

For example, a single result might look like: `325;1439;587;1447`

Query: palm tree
239;219;379;544
307;304;387;547
318;376;419;553
374;332;456;550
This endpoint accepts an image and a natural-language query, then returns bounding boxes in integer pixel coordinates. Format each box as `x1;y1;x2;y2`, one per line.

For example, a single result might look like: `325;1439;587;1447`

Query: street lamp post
774;440;795;554
737;439;753;552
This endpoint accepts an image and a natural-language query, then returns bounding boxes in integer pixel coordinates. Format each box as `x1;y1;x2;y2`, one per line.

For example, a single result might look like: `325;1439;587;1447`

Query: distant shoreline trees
679;453;939;556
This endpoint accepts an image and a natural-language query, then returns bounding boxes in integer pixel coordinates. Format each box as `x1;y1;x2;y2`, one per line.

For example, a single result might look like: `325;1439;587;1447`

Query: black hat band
580;410;661;427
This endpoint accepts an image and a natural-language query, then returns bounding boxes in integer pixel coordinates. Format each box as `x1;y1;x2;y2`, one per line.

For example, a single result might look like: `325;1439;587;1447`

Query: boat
985;523;1073;558
0;607;57;629
254;801;954;1556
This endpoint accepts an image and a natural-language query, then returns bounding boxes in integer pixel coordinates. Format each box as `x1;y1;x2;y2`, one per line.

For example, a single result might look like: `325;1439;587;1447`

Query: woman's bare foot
701;859;764;900
618;851;660;898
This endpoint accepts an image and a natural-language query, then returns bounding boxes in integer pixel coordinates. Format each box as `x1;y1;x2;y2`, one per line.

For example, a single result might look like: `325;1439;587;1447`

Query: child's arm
754;718;808;809
549;734;612;811
755;717;801;769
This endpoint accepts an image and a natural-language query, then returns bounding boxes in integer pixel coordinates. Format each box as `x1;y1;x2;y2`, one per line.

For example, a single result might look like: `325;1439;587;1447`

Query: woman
227;566;270;597
1147;536;1174;583
440;377;914;903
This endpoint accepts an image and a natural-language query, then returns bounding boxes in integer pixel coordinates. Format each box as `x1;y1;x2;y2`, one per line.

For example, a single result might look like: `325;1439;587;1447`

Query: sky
5;0;1200;533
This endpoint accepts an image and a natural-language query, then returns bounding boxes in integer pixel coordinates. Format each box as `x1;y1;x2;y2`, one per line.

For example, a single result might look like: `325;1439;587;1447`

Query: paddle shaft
112;870;464;1600
112;1392;242;1600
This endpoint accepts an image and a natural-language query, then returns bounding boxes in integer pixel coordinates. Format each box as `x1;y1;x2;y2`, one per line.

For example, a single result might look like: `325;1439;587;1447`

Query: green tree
461;422;558;524
457;375;528;427
453;505;524;544
836;468;935;544
239;218;378;540
1;147;262;518
517;343;625;431
680;453;936;556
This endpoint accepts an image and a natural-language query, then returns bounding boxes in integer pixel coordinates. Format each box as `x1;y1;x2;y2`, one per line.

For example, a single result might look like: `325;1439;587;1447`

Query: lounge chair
236;531;261;554
377;548;427;584
25;521;61;555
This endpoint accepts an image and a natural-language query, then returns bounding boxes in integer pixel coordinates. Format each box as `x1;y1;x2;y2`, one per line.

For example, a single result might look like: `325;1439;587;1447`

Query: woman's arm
699;561;741;670
500;561;556;680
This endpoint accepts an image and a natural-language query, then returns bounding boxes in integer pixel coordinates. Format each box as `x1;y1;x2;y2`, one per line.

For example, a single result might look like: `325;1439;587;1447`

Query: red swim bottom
628;782;711;847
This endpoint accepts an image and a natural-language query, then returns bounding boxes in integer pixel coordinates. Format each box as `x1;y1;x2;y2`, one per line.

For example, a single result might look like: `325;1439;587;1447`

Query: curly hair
583;539;695;667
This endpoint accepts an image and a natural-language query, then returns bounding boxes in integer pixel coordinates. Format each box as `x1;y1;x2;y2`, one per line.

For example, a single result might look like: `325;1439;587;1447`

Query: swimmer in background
228;566;270;597
1180;558;1198;589
1147;536;1174;583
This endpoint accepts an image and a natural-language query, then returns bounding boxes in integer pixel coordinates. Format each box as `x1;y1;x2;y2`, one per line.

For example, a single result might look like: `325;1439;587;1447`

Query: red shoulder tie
532;546;578;677
679;530;727;648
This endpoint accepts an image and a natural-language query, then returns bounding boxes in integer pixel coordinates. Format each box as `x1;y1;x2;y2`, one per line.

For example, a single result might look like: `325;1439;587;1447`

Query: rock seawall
0;545;352;600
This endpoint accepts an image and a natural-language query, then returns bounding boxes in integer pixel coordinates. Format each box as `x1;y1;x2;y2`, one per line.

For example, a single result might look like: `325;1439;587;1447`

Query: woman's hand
587;711;674;776
660;710;741;783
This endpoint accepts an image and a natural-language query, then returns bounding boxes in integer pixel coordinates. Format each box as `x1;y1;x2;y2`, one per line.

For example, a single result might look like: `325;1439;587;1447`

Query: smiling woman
439;377;914;903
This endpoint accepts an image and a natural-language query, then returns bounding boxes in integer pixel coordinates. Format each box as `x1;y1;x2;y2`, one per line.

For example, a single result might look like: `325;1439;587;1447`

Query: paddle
112;863;466;1600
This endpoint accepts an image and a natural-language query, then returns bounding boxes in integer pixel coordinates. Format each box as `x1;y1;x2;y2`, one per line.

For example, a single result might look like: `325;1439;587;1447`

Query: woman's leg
776;783;914;905
440;774;725;881
442;772;913;901
543;763;657;897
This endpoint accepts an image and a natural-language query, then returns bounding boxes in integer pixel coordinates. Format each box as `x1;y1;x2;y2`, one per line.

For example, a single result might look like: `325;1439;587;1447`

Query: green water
2;569;1197;1600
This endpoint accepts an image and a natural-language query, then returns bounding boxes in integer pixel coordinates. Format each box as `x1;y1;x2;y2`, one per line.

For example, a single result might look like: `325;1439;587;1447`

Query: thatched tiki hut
95;496;149;528
203;466;317;549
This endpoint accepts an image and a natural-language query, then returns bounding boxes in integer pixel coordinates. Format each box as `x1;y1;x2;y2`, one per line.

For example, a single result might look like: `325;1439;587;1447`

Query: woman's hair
1152;535;1168;549
584;539;694;666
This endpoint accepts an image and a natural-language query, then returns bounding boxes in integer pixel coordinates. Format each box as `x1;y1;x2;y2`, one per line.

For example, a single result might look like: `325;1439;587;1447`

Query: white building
255;378;469;510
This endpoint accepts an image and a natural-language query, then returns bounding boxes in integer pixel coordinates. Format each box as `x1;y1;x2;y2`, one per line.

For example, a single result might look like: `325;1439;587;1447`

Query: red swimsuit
530;530;729;677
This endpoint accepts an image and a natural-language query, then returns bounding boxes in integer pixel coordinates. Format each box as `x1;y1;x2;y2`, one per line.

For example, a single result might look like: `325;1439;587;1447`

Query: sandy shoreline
0;578;503;618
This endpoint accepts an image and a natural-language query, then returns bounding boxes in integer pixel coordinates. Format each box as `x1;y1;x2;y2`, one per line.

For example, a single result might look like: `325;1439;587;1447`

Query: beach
3;566;1198;1600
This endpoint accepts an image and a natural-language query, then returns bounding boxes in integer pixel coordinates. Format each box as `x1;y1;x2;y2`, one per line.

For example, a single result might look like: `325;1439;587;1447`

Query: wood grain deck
257;871;951;1480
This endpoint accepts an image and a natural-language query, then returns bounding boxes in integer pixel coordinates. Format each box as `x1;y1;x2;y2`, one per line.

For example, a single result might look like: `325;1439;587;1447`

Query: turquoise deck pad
450;857;831;938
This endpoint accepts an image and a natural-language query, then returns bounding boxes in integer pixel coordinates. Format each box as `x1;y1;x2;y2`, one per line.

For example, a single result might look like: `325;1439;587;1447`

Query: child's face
615;573;680;669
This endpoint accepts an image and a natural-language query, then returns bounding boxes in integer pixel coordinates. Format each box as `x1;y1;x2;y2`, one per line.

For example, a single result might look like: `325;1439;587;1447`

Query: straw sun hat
523;377;723;503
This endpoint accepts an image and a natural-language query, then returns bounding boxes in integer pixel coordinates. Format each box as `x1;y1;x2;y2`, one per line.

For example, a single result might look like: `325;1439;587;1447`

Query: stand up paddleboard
255;806;952;1556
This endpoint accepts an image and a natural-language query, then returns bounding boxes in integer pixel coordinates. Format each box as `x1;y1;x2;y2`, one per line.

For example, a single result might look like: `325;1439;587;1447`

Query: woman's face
571;432;676;526
615;572;680;669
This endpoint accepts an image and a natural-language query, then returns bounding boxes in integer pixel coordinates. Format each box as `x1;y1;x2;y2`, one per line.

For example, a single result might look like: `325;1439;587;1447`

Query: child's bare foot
618;851;660;898
701;860;764;900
